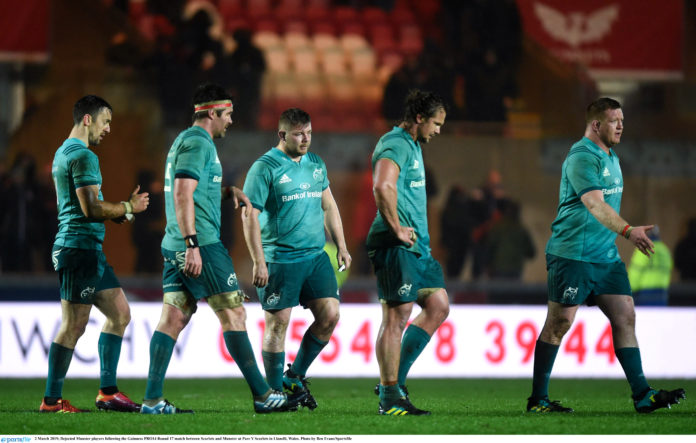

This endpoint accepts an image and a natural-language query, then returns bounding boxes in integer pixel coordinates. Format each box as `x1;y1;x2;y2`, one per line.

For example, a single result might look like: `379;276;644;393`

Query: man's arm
241;207;268;287
222;185;251;214
174;177;202;277
580;189;655;256
76;185;149;220
372;158;414;247
322;187;352;270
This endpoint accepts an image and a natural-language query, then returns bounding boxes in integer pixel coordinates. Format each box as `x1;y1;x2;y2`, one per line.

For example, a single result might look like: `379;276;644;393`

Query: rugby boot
634;387;686;413
96;390;141;412
40;398;89;413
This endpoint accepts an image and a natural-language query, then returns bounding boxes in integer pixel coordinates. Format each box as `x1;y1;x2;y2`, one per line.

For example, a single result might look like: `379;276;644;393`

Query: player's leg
92;281;140;412
41;299;92;412
141;294;194;414
261;308;291;391
595;291;685;412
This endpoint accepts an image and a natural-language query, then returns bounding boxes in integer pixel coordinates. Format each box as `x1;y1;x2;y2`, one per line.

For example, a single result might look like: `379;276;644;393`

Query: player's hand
129;185;150;214
396;226;416;247
337;247;352;271
111;215;127;224
252;262;268;288
629;225;655;257
230;187;251;213
184;247;202;278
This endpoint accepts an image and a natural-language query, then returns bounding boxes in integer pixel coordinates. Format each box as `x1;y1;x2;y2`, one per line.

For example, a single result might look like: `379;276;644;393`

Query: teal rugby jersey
162;126;223;250
52;138;105;250
243;147;329;263
546;136;624;263
366;126;430;256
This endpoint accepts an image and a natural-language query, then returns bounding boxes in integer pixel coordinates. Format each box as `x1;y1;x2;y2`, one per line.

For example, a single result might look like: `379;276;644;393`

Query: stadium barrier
1;302;694;378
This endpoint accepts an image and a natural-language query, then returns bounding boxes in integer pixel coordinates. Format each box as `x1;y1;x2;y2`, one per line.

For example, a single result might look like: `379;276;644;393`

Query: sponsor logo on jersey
398;283;412;297
281;191;322;202
602;186;623;196
313;168;324;180
266;292;280;306
80;286;96;299
614;177;621;185
213;176;222;183
279;174;292;184
227;273;237;287
562;286;578;302
603;167;610;177
411;159;420;170
300;182;310;190
409;179;425;188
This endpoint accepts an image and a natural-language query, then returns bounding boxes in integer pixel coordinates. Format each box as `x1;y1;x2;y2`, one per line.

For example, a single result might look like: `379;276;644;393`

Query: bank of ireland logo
562;286;578;302
227;273;237;287
80;286;96;299
398;283;412;297
313;168;324;181
266;292;280;306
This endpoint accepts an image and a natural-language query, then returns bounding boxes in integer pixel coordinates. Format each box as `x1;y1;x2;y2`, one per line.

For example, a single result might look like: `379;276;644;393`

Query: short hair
278;108;311;130
73;95;112;126
191;83;233;121
403;89;446;123
586;97;621;124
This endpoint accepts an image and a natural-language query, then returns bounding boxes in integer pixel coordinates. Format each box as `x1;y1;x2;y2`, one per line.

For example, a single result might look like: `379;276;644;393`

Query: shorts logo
175;251;186;272
80;286;95;299
398;283;412;297
227;273;237;286
300;182;310;190
266;292;280;306
52;249;62;270
562;286;578;302
313;168;324;181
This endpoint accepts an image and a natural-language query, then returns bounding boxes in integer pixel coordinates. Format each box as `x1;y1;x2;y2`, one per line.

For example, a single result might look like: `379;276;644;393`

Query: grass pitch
1;378;694;435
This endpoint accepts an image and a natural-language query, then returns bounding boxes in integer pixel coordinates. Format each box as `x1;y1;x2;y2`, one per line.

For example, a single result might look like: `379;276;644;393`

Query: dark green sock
398;325;431;386
262;351;285;391
44;342;74;398
291;330;328;376
144;331;175;400
224;331;270;397
615;347;650;398
379;384;402;404
98;332;122;390
531;340;559;400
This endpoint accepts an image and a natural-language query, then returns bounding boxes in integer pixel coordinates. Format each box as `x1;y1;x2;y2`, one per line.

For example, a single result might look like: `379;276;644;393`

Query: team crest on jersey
266;292;280;306
313;168;324;180
80;286;96;299
300;182;310;190
398;283;412;297
227;273;237;287
562;286;578;302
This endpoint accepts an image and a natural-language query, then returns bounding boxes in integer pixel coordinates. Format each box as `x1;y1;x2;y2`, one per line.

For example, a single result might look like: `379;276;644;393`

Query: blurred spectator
484;199;535;280
352;155;378;275
34;162;59;272
628;225;672;306
0;153;40;271
674;217;696;281
440;185;474;278
131;169;164;273
463;47;517;122
225;28;266;130
469;169;508;279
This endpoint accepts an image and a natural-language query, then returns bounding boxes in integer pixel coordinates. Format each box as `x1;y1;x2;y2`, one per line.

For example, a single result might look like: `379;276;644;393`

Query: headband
194;100;232;112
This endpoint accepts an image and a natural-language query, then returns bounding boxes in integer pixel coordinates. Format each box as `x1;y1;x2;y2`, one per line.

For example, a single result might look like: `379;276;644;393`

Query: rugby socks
98;332;122;391
291;330;328;376
397;325;431;386
379;383;402;405
615;347;650;398
44;342;74;400
530;340;559;400
223;331;269;397
144;331;175;400
262;350;285;391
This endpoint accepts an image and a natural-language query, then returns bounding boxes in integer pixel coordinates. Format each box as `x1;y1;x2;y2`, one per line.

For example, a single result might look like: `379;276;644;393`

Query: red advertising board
0;0;50;62
516;0;683;79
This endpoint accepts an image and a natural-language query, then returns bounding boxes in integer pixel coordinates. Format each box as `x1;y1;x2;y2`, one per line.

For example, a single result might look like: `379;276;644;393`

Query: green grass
1;378;694;435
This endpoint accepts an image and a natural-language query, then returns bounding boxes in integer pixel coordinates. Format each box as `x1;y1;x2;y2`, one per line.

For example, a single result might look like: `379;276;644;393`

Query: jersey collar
582;136;615;157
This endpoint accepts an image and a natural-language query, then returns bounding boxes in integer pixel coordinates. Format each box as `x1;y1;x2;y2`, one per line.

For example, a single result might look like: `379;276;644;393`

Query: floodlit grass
1;378;694;435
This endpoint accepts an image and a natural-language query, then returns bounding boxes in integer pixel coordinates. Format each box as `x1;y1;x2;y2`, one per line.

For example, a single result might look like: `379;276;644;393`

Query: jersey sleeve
373;138;408;171
243;160;272;211
174;136;209;181
566;150;602;197
318;156;330;190
71;149;101;188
